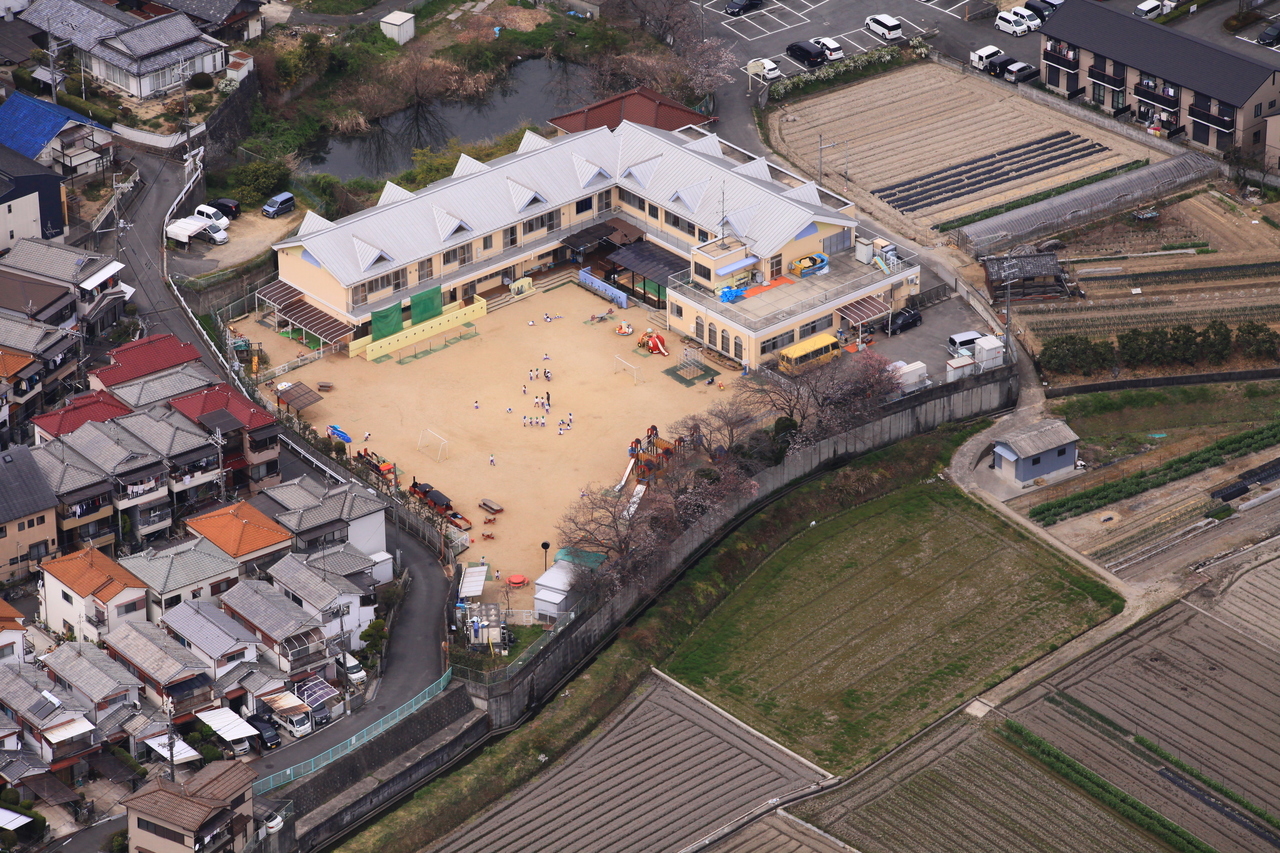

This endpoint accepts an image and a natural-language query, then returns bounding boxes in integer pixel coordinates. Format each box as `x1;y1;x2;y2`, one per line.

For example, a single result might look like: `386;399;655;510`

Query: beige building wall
0;508;55;579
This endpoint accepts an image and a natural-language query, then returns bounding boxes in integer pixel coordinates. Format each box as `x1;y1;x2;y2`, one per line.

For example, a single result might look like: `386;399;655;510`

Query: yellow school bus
776;333;843;373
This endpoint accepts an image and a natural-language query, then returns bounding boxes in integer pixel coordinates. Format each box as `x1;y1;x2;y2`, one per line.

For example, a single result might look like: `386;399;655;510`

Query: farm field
1004;570;1280;853
664;481;1120;773
791;715;1171;853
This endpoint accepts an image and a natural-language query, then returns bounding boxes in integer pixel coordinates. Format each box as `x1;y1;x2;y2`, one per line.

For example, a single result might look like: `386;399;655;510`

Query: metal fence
253;668;453;795
450;605;583;686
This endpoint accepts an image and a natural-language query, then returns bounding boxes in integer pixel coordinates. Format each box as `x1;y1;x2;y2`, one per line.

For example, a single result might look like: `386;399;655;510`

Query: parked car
311;702;332;727
811;36;844;61
245;714;281;751
193;204;230;230
994;11;1030;35
970;45;1003;70
1134;0;1161;17
724;0;762;16
1025;0;1055;20
339;652;367;686
864;14;902;40
1004;61;1040;84
1260;22;1280;46
1008;6;1042;29
210;197;241;219
986;55;1019;77
747;57;782;80
194;220;228;245
882;308;922;336
786;40;827;68
262;192;295;218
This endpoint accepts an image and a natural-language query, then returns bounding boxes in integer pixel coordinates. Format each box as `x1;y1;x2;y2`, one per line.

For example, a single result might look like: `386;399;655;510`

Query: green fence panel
371;304;403;341
411;288;443;325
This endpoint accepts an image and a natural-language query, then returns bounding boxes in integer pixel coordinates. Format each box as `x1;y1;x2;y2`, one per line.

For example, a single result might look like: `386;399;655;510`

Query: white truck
970;45;1003;70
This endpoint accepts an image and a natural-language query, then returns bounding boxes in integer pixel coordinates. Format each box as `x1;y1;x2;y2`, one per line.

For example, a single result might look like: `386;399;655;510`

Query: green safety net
410;289;443;325
371;304;403;341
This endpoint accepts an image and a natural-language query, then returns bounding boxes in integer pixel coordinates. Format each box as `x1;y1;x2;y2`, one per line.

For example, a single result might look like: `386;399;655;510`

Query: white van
864;14;902;40
1134;0;1161;17
947;331;986;356
970;45;1003;70
1009;6;1042;30
995;10;1030;35
339;652;367;686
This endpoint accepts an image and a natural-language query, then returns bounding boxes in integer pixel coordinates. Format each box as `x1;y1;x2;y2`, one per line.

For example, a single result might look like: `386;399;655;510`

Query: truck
970;45;1003;70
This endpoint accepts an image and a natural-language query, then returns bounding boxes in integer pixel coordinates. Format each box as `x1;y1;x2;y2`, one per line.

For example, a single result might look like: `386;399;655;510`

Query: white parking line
1236;33;1280;53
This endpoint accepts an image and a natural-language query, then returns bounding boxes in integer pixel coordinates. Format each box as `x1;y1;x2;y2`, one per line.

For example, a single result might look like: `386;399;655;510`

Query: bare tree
603;0;693;44
556;485;661;592
671;397;761;458
673;37;737;98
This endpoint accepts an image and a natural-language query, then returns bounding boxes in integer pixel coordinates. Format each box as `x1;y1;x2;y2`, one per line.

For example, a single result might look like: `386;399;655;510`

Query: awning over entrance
837;294;891;326
144;736;202;764
21;772;79;806
607;242;687;285
257;280;355;344
560;223;614;253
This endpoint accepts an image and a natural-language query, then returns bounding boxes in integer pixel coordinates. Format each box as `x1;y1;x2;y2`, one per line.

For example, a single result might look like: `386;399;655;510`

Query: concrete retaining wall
1044;366;1280;397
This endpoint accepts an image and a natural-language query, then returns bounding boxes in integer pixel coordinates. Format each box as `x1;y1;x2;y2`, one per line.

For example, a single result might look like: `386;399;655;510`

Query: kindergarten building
265;121;920;369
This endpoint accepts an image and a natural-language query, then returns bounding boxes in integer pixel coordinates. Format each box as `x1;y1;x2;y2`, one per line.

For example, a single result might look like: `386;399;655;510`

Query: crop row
1133;736;1280;835
1000;721;1218;853
1030;421;1280;525
1026;305;1280;339
1077;260;1280;286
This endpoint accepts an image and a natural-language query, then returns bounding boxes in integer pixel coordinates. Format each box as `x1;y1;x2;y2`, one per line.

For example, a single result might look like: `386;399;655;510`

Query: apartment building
0;445;58;580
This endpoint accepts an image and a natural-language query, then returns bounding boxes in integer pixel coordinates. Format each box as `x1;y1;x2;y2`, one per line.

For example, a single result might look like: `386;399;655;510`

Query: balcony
1042;47;1078;72
170;466;220;493
115;479;166;510
59;500;112;530
1188;104;1235;133
1134;83;1180;111
137;510;172;536
85;611;106;629
286;647;326;674
171;691;216;716
1087;66;1125;89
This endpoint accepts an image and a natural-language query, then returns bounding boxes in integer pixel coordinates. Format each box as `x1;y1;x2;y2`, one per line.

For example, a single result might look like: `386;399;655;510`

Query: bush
189;71;214;89
108;830;128;853
197;744;223;763
109;744;148;778
56;92;117;126
1235;320;1280;360
218;159;291;207
1040;334;1115;376
0;789;17;805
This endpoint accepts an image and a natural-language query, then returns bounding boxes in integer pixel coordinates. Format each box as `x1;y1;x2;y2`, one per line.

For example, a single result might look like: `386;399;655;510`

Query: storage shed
982;253;1072;303
534;561;574;622
992;419;1079;485
380;11;415;45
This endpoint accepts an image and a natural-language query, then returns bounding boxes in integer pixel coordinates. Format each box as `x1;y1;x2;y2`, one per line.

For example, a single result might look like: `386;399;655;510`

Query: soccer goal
614;355;642;385
417;428;450;461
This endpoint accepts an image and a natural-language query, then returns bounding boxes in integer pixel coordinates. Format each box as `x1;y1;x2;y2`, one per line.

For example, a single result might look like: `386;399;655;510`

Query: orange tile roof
41;548;147;601
186;501;291;559
0;348;34;379
0;598;22;632
547;87;711;134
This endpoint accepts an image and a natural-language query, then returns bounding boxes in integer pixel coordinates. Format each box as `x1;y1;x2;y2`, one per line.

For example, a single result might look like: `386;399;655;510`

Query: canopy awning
44;717;94;744
275;382;322;412
257;280;354;344
256;279;302;309
607;241;687;284
0;808;31;830
196;708;259;742
21;772;79;806
560;223;613;252
714;256;759;278
263;691;309;716
606;218;643;245
144;736;202;764
296;676;339;708
78;261;126;291
837;294;891;326
459;563;488;598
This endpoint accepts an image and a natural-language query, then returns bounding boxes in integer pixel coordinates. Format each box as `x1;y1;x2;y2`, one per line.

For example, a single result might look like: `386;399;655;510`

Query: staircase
647;309;669;331
483;268;581;314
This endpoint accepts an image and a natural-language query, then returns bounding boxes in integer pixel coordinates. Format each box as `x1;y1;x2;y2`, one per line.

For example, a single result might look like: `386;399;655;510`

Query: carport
196;708;260;746
263;691;311;717
144;735;202;764
837;293;890;342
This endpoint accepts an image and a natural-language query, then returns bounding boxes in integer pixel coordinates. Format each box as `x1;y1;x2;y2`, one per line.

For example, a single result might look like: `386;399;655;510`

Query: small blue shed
993;419;1079;485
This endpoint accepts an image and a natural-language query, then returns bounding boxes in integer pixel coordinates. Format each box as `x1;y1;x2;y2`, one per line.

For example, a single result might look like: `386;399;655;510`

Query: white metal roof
196;708;258;742
537;562;575;594
0;809;32;830
459;564;488;598
263;690;309;716
144;735;201;763
276;122;857;288
43;716;95;744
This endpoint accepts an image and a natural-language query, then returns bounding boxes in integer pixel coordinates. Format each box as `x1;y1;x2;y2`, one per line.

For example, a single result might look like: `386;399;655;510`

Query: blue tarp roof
0;93;110;160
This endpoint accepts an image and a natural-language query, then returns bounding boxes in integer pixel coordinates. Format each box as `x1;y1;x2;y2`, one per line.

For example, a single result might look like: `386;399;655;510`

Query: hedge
1029;420;1280;525
1134;735;1280;833
1001;721;1219;853
109;744;149;778
54;92;118;126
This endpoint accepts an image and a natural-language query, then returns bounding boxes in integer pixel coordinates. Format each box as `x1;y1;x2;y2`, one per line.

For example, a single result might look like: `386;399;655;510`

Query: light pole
541;541;550;574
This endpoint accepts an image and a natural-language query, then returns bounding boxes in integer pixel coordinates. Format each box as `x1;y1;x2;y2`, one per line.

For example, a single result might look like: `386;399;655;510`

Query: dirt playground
246;285;729;608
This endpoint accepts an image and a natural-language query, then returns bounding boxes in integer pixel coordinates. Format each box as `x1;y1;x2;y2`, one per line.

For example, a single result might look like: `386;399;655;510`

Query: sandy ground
244;286;730;608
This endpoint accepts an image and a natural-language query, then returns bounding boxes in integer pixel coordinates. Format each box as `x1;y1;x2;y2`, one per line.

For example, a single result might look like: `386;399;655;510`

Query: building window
522;209;561;235
695;317;704;341
672;304;683;319
62;590;72;604
663;211;697;237
698;229;709;243
1255;130;1263;144
1057;447;1067;456
36;516;44;526
1271;100;1277;109
799;314;834;339
596;189;612;210
1046;65;1059;88
16;521;23;532
708;322;718;349
647;203;659;220
1112;88;1126;111
1031;456;1041;465
1257;103;1264;118
225;649;246;664
504;226;517;248
576;197;593;214
1091;83;1105;106
0;526;5;538
760;330;795;355
163;595;181;609
211;578;236;596
443;243;473;266
138;818;184;846
720;329;729;352
770;255;782;279
482;234;493;251
733;336;743;360
351;268;408;306
617;187;645;211
116;600;142;616
0;645;12;660
693;263;711;280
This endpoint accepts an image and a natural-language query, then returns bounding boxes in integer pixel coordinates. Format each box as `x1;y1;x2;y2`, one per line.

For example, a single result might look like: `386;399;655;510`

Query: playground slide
614;457;637;492
623;484;647;520
651;335;669;356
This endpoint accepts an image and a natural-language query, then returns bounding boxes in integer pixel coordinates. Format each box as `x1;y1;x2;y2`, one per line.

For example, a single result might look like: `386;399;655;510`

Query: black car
786;41;827;68
1260;22;1280;46
985;55;1018;77
210;198;241;219
724;0;761;15
246;714;281;750
882;308;922;336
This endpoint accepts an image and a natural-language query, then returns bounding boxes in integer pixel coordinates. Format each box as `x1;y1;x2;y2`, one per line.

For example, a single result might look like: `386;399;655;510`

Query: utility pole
162;696;178;782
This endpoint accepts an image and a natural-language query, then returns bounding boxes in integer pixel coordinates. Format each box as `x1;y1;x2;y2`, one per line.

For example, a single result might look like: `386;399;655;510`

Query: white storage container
973;335;1005;369
946;355;976;383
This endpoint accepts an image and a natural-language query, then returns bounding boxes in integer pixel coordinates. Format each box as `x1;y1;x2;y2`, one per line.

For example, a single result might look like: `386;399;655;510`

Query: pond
300;59;592;182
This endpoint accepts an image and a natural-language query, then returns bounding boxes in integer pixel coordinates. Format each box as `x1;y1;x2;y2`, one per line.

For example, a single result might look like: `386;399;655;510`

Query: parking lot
871;292;993;382
737;11;927;72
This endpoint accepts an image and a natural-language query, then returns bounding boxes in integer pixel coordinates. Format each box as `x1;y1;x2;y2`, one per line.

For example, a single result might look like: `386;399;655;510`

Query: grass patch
1264;215;1280;230
449;624;545;671
937;161;1147;232
665;478;1117;773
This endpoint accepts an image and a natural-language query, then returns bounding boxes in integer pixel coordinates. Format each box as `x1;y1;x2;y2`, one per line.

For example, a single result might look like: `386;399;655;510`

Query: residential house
184;500;291;576
113;408;224;519
0;92;114;182
0;144;67;250
266;122;920;369
0;444;57;580
32;390;132;444
0;239;131;341
1039;1;1280;155
23;0;227;101
161;600;258;679
547;86;712;135
154;0;264;41
119;537;241;621
38;548;148;642
41;642;142;725
220;579;326;682
104;620;215;721
213;660;286;717
30;432;119;552
0;664;97;780
251;475;385;555
305;541;393;587
168;384;280;495
993;420;1080;486
89;334;203;393
0;276;76;331
269;552;375;652
0;312;80;446
120;760;258;853
0;598;25;664
106;361;219;411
